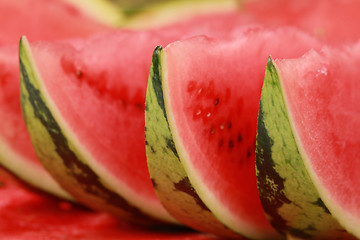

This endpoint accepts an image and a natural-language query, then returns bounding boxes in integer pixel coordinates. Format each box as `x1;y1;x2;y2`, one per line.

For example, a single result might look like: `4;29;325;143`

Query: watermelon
0;45;73;200
19;32;178;225
256;43;360;238
0;0;118;199
0;166;215;240
144;27;321;239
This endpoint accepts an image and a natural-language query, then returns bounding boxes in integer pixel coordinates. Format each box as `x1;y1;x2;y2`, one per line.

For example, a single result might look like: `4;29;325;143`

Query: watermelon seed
76;70;83;78
237;134;243;142
214;98;219;106
219;124;225;130
210;128;216;135
136;103;143;111
247;149;252;158
206;112;211;118
229;140;234;148
228;121;232;129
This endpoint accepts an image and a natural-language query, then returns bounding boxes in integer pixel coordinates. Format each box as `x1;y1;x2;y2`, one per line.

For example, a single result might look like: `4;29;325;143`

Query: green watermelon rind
145;46;240;239
19;36;175;225
256;57;354;239
0;137;73;200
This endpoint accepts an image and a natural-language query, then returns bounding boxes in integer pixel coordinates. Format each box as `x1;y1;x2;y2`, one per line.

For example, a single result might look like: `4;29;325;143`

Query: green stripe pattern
19;37;159;225
256;58;353;239
145;46;240;238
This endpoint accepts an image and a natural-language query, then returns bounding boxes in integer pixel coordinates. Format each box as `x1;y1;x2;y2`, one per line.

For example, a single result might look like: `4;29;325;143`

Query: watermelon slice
0;0;117;199
0;45;73;200
0;166;216;240
19;31;178;225
256;43;360;238
144;27;321;239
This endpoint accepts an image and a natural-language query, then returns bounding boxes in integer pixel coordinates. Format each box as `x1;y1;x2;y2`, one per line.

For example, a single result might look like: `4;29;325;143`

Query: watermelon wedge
19;32;178;225
0;166;215;240
0;45;73;200
0;0;117;200
144;27;321;239
256;43;360;238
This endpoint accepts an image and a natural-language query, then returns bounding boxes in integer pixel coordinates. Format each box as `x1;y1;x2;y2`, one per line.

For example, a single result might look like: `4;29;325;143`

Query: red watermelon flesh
241;0;360;44
156;28;321;238
0;45;76;199
0;0;114;199
0;166;216;240
273;42;360;238
0;0;111;46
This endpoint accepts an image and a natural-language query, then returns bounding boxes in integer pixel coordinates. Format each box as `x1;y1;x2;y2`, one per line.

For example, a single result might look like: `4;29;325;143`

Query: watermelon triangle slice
256;43;360;238
0;0;117;200
145;27;321;239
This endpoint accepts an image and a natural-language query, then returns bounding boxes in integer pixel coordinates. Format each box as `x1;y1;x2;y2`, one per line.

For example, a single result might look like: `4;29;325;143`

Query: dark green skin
145;46;243;239
256;58;355;239
19;37;166;226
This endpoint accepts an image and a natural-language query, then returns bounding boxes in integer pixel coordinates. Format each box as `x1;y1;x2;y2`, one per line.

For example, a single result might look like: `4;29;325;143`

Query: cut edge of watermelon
256;57;354;239
0;137;74;201
273;56;360;238
19;36;178;224
160;47;280;240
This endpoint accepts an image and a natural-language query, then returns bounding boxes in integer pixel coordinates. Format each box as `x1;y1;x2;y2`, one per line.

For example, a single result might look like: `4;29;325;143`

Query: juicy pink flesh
0;46;39;162
0;0;110;46
164;28;320;231
242;0;360;44
276;44;360;226
31;31;162;201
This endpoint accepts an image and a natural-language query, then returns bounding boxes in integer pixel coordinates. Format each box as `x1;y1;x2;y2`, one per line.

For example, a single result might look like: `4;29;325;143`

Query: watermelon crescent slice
19;34;178;225
256;45;360;238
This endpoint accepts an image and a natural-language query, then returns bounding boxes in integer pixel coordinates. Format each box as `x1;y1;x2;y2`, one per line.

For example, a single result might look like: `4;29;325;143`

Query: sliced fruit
145;27;320;239
0;0;116;200
0;46;73;200
19;32;178;225
256;44;360;238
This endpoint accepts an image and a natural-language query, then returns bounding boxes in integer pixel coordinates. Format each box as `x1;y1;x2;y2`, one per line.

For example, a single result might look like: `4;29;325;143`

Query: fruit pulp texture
276;44;360;228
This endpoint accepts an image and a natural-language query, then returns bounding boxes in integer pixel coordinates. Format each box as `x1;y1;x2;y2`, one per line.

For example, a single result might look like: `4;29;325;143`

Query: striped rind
145;46;241;238
0;137;74;200
19;36;167;225
255;58;354;239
